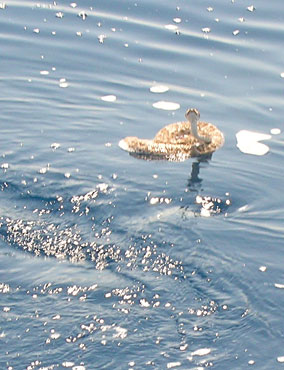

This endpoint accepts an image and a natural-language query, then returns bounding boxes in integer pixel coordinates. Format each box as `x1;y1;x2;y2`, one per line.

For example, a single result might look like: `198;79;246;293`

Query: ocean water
1;0;284;369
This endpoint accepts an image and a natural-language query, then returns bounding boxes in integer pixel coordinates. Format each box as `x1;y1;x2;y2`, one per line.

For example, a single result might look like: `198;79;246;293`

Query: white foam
236;130;271;156
191;348;211;356
165;24;178;30
152;101;180;110
101;94;116;102
150;85;169;93
270;128;281;135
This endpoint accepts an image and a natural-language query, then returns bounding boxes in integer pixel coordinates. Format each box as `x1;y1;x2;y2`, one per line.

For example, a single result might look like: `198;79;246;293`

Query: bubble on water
202;27;211;33
64;172;71;178
150;85;169;93
72;366;86;370
207;7;214;12
238;17;245;22
248;360;255;365
76;31;82;37
281;72;284;78
33;28;40;34
270;128;281;135
101;94;116;102
165;24;178;30
70;2;77;8
40;70;49;75
173;17;181;23
152;101;180;110
236;130;271;156
67;147;75;152
247;5;255;12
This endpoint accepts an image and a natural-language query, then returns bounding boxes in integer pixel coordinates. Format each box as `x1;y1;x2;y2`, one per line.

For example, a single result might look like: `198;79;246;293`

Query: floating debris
238;17;245;22
70;2;77;8
0;3;6;9
40;70;49;75
207;7;214;12
236;130;271;156
33;28;40;34
233;29;240;36
277;357;284;363
281;72;284;78
101;95;116;102
67;147;75;152
150;85;169;93
76;31;82;37
152;101;180;110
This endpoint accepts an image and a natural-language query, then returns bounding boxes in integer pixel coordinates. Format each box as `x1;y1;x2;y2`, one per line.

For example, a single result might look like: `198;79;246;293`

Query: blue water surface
1;0;284;369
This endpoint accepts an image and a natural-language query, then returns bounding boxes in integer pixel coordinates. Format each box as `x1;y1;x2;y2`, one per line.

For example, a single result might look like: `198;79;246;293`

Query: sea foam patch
152;101;180;111
150;85;169;93
236;130;272;156
101;95;116;102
